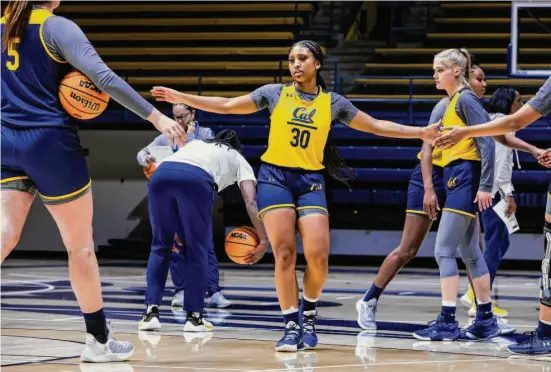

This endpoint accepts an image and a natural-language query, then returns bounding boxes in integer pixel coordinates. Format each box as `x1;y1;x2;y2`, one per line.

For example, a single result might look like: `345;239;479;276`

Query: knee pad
541;224;551;307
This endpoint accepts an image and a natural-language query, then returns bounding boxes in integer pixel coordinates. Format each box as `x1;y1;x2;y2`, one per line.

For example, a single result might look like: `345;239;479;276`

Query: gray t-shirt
455;89;495;193
42;14;153;119
429;97;449;125
249;83;359;125
527;77;551;116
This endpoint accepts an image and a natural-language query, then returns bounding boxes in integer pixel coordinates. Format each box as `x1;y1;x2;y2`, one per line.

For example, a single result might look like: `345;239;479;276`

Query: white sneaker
356;299;377;330
138;307;161;331
183;312;214;332
171;290;184;307
206;292;232;308
80;326;134;363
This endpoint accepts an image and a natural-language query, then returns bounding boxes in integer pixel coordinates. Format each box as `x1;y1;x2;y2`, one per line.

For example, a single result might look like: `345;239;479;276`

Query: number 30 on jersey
290;128;311;149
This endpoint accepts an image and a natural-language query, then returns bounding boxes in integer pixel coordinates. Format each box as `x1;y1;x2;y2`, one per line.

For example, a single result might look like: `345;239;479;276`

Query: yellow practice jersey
261;84;331;170
416;147;445;167
441;88;480;166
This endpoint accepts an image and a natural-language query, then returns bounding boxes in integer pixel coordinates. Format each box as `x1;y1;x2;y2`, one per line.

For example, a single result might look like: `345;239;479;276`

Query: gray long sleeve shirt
42;13;154;119
455;90;495;193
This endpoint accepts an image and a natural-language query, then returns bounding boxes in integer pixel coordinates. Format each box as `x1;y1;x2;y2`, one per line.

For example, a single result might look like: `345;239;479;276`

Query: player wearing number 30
151;40;441;352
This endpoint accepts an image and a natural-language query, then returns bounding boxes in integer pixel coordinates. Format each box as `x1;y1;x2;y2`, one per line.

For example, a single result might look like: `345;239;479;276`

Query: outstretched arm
347;111;441;144
436;77;551;147
494;133;543;158
44;16;186;144
151;87;259;115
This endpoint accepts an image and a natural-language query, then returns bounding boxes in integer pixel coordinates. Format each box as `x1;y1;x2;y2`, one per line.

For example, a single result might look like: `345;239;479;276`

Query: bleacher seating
62;1;549;218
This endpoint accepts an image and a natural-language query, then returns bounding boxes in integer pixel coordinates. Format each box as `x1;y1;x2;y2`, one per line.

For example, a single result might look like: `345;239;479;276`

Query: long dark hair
204;129;243;152
2;1;49;52
289;40;355;186
487;86;517;115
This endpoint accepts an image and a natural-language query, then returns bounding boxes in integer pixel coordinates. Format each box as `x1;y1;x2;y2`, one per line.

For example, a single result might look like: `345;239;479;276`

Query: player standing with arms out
151;40;441;351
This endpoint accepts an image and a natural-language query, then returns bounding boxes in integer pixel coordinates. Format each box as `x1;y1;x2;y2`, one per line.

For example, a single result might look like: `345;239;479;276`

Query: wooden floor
2;259;550;371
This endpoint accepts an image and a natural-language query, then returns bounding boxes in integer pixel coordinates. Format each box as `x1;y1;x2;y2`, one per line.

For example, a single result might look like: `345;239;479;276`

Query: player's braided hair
204;129;243;152
289;40;356;186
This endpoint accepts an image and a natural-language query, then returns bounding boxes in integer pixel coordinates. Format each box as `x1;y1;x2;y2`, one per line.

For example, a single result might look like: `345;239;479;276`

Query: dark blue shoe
302;310;318;350
508;331;551;355
275;321;302;352
464;317;500;340
413;315;460;341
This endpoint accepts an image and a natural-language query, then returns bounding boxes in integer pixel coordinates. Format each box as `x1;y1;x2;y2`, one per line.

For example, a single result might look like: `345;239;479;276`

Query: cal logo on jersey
287;107;317;129
261;84;331;170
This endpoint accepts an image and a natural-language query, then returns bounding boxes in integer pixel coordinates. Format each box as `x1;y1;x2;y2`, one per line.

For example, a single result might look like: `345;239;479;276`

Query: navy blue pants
146;162;217;312
481;195;510;288
169;233;220;296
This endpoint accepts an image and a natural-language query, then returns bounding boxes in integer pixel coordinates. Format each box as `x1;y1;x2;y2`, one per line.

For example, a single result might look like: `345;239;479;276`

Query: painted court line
253;357;508;371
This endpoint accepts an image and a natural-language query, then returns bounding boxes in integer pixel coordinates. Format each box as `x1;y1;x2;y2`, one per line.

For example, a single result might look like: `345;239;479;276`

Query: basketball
225;226;258;264
143;163;157;180
59;71;110;120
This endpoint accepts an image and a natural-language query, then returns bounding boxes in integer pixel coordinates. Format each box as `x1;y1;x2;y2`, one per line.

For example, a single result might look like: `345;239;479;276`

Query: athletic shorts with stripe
256;162;328;219
1;125;91;204
406;162;446;215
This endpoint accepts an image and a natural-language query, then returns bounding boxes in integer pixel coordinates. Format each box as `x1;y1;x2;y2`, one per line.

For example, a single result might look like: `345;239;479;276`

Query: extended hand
244;239;269;265
434;127;466;149
474;191;493;212
423;188;440;221
150;86;182;104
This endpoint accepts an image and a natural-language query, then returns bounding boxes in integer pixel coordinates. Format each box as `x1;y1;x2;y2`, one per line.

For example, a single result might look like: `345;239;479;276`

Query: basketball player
141;129;269;332
1;1;185;362
137;104;232;310
412;49;500;341
357;57;542;331
461;86;543;319
435;77;551;355
151;40;441;351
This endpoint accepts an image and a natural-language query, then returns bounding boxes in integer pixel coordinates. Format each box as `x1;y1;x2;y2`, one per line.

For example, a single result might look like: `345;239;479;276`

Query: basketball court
2;259;550;371
2;0;551;371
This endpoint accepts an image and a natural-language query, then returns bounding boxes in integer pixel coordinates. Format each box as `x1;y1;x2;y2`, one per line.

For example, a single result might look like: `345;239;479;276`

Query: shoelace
362;303;376;322
284;326;300;340
303;316;315;335
519;331;537;346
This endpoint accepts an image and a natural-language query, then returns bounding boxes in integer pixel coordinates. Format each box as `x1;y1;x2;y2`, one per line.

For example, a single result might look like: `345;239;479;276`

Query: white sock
282;306;298;315
540;318;551;326
477;299;491;305
303;295;319;303
147;304;158;313
442;301;456;307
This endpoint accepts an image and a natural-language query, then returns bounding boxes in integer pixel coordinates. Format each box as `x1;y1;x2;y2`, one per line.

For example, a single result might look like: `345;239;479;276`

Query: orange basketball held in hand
143;163;157;180
225;226;259;264
59;71;110;120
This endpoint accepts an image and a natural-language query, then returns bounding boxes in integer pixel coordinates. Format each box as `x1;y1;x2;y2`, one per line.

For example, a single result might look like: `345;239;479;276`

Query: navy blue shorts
1;125;90;204
257;163;327;219
406;162;446;216
443;160;481;218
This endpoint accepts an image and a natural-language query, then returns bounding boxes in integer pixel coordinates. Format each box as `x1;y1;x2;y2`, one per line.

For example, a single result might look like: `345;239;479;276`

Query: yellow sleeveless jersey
416;147;444;167
261;84;331;170
441;89;480;166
